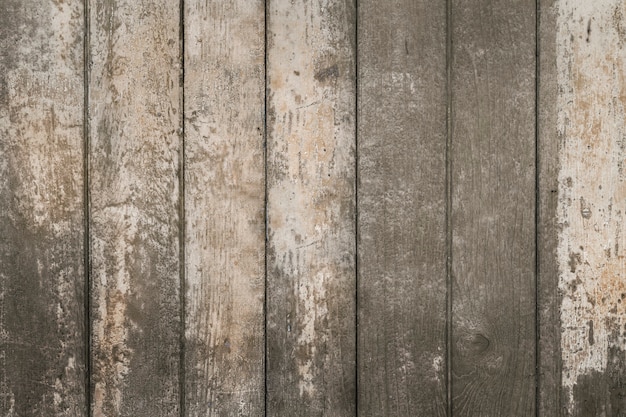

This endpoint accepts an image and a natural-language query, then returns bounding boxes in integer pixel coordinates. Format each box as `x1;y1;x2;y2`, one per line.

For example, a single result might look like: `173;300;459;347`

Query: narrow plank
266;0;356;415
357;1;447;416
450;0;536;415
183;1;265;415
538;0;563;415
88;0;181;415
554;1;626;415
0;0;86;415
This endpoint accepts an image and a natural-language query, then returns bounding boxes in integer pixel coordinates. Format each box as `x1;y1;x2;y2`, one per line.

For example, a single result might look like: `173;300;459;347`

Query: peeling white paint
557;0;626;412
296;270;329;398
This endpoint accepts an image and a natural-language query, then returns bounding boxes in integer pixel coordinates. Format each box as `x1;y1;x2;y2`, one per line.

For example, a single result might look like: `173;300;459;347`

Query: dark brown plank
552;1;626;415
537;0;562;415
0;1;86;415
266;0;357;415
357;1;447;416
88;0;182;415
183;1;265;415
450;0;536;415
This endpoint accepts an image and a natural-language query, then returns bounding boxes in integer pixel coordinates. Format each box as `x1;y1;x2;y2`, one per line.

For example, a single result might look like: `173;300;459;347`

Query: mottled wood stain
184;0;265;416
556;0;626;415
89;0;181;415
2;1;626;416
0;0;86;415
265;1;356;415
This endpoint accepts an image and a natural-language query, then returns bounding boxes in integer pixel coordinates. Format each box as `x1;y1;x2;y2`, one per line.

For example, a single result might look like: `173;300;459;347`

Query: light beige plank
266;0;356;415
555;1;626;414
183;1;265;415
88;0;181;415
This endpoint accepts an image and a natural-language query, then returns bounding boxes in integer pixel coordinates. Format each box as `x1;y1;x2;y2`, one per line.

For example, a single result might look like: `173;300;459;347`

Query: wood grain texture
450;0;536;415
0;1;86;415
88;0;181;415
555;1;626;415
538;0;563;415
183;1;265;415
266;0;356;415
357;1;447;416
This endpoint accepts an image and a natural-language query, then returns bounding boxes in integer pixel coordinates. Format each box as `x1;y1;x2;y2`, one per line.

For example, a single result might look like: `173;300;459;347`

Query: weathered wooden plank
183;1;265;415
0;1;86;415
88;0;181;415
538;0;563;415
554;1;626;415
450;0;536;415
266;0;356;415
357;1;447;416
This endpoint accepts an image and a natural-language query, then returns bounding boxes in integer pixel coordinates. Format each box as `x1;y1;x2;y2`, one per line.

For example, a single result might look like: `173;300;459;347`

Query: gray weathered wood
266;0;356;415
450;0;536;415
538;0;563;415
0;1;86;415
88;0;181;415
183;1;265;415
357;1;447;416
554;1;626;415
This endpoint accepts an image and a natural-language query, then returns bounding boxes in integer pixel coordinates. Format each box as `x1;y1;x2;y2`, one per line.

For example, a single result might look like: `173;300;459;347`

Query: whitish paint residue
296;270;329;398
267;0;355;407
557;0;626;412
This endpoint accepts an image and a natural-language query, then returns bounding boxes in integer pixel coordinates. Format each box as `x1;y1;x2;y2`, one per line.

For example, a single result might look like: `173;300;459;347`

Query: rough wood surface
538;0;563;415
266;0;356;415
88;0;181;415
450;0;536;415
0;1;86;415
357;1;447;416
183;1;265;416
555;1;626;415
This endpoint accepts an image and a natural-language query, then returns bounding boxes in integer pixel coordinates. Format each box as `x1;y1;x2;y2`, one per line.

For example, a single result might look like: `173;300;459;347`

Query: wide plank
266;0;357;415
450;0;536;414
88;0;182;415
0;1;86;415
357;1;448;416
554;1;626;415
183;1;265;415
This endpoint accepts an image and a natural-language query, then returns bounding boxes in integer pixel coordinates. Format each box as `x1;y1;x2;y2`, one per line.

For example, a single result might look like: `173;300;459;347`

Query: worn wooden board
88;0;182;415
538;0;563;415
356;1;447;416
0;0;86;415
183;1;265;416
554;1;626;415
265;0;356;415
450;0;536;415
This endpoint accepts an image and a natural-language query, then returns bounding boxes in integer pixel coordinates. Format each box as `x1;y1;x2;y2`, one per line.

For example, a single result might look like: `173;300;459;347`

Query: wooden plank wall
1;0;625;416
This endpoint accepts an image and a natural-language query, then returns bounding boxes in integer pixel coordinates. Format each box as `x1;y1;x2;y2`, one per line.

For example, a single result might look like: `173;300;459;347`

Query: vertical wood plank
357;1;447;416
266;0;356;415
88;0;181;415
0;1;86;415
183;1;265;416
538;0;563;415
554;1;626;415
450;0;536;415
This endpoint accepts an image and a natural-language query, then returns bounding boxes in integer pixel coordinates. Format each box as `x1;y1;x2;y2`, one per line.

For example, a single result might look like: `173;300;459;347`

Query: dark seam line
535;1;540;416
264;1;269;416
445;0;453;415
83;0;91;415
354;0;359;415
178;1;186;416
